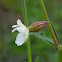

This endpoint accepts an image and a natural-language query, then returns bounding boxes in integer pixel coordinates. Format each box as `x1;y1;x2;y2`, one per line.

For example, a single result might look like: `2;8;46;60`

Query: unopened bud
28;21;48;32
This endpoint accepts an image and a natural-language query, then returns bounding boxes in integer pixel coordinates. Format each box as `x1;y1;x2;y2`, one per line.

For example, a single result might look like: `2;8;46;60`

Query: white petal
12;26;28;33
15;33;27;46
17;19;21;25
17;19;26;27
25;29;29;39
12;28;17;32
16;27;27;33
12;25;18;28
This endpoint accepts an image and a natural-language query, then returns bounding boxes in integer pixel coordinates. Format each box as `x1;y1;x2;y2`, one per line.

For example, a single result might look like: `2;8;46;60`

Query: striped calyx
28;21;48;32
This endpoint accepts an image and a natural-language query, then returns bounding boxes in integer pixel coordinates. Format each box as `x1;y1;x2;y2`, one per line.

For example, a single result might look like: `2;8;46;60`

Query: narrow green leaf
29;32;55;46
35;56;40;62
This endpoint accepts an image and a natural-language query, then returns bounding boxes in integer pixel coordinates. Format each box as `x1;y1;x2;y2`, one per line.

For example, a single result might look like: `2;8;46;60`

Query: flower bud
28;21;48;32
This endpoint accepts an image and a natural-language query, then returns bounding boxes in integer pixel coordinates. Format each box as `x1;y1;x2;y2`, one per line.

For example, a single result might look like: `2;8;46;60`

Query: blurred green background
0;0;62;62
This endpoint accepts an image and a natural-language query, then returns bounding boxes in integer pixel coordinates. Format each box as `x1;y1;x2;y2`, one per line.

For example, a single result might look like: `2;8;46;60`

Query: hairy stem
40;0;58;47
49;21;60;44
22;0;32;62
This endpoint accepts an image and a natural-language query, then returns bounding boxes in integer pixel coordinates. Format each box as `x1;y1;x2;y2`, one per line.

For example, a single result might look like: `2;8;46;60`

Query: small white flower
12;19;29;46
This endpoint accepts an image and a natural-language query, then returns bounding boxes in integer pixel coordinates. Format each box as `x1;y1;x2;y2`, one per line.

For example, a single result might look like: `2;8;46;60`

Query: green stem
58;50;62;62
22;0;32;62
40;0;58;47
58;44;62;62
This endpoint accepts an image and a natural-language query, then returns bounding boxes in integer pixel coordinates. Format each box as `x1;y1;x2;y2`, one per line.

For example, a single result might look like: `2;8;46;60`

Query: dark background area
0;0;62;62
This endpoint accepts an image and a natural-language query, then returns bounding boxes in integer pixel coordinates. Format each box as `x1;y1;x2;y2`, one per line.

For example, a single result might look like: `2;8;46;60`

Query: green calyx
28;21;48;32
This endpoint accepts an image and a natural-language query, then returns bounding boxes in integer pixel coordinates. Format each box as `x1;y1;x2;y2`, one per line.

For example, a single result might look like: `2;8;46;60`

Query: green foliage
30;31;55;46
35;56;40;62
0;0;62;62
4;0;22;13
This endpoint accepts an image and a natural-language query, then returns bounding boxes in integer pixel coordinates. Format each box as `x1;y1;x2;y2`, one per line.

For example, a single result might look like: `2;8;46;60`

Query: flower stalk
22;0;32;62
40;0;58;47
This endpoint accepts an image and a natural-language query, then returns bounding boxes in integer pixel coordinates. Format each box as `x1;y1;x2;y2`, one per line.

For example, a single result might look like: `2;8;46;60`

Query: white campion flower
12;19;29;46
